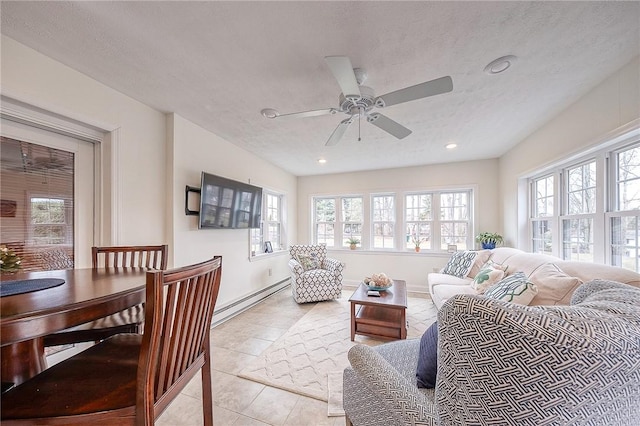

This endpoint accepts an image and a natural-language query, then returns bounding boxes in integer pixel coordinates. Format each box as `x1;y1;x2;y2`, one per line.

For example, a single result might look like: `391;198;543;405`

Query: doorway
1;119;97;269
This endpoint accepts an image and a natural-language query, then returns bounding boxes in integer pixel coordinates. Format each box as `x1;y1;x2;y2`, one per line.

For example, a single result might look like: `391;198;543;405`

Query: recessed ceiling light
261;108;279;118
318;158;327;164
484;55;517;75
446;143;457;149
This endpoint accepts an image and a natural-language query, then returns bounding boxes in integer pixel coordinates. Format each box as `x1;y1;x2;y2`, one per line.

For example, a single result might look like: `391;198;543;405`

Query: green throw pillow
484;272;538;305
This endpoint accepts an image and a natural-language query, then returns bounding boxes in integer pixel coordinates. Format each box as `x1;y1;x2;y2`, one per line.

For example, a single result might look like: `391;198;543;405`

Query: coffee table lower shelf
353;305;405;340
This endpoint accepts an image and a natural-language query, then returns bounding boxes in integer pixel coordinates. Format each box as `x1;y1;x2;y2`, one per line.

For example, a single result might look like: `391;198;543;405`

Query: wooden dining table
1;267;148;386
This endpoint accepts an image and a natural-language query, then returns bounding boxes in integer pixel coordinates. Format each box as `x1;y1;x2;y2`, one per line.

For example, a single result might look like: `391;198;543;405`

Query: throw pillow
471;260;507;293
528;263;583;305
468;249;492;278
442;251;478;278
484;272;538;305
295;253;320;271
416;321;438;389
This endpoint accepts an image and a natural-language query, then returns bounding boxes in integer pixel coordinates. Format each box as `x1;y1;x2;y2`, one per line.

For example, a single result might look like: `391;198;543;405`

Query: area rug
237;291;438;415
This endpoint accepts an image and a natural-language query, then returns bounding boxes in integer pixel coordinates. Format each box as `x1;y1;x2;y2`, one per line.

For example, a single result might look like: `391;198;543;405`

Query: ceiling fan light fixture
261;108;279;119
484;55;517;75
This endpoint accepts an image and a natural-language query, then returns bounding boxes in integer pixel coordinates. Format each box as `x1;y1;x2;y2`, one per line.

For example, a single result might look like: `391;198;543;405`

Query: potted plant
347;237;360;250
411;234;426;252
0;246;22;273
475;232;504;249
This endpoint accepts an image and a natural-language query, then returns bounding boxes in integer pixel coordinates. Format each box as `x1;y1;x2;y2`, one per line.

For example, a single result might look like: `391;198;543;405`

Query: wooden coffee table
349;279;407;341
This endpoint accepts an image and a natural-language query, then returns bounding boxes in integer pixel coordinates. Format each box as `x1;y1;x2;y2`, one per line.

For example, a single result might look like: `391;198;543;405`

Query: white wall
297;159;500;292
1;36;298;310
1;36;167;247
168;114;297;307
499;56;640;248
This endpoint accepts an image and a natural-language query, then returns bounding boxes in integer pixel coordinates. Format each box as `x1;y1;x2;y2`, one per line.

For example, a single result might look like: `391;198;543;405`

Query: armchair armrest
322;257;345;275
347;344;438;425
287;258;304;276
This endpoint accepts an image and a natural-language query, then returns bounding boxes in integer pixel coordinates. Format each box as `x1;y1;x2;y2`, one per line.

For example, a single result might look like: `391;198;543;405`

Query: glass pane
342;197;363;222
372;195;394;221
405;223;431;249
440;222;468;250
373;222;394;248
562;218;594;262
531;220;552;255
440;192;468;220
566;161;596;214
316;223;334;246
315;199;336;222
617;145;640;211
534;175;554;218
610;215;639;272
405;194;432;221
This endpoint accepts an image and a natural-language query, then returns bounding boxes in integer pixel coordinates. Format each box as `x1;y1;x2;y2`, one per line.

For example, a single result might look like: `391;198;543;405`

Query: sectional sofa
428;247;640;309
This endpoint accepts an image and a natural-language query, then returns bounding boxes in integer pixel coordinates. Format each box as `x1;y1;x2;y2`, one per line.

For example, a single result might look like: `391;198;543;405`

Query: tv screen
199;172;262;229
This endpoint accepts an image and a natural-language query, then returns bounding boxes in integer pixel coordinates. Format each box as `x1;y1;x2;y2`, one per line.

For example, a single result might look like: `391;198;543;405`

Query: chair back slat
138;256;222;421
92;245;168;270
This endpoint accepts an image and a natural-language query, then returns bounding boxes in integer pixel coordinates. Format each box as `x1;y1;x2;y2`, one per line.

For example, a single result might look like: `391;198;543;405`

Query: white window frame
527;132;640;272
250;189;286;257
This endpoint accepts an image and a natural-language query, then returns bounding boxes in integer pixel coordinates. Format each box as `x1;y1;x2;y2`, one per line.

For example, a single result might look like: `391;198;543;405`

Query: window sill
249;249;288;262
327;248;453;257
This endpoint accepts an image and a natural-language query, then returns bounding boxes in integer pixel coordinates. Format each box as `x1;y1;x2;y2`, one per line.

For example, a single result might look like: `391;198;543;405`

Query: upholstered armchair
288;244;345;303
343;279;640;425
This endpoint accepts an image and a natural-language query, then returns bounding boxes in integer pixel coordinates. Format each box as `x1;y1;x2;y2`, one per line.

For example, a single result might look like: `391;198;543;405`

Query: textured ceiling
1;1;639;176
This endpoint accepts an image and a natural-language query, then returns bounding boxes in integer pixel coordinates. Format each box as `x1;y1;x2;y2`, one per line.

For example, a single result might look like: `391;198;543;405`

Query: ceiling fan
261;56;453;146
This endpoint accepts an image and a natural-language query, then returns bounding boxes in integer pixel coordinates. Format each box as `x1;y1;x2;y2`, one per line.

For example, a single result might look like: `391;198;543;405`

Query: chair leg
202;335;214;426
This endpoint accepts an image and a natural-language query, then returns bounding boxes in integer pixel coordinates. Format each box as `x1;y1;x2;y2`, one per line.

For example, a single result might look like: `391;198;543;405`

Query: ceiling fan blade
374;76;453;108
325;118;353;146
367;113;412;139
324;56;361;100
274;108;339;119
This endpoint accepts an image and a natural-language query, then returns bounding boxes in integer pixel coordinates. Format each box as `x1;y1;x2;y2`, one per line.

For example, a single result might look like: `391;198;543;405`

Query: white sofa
428;247;640;309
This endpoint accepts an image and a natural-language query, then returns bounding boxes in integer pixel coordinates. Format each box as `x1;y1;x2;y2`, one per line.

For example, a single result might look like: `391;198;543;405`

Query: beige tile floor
157;288;347;426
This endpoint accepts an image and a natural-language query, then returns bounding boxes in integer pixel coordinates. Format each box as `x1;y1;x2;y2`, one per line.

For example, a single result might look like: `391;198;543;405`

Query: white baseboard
211;278;290;328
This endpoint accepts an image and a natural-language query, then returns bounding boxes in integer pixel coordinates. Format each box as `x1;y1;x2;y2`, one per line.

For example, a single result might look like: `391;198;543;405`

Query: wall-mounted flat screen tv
199;172;262;229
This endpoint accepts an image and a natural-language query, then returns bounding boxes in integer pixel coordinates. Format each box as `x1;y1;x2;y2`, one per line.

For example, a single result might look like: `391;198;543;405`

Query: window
405;193;432;249
528;137;640;272
372;195;395;249
314;197;336;246
250;190;285;256
0;137;75;271
312;196;363;248
341;197;363;247
610;144;640;271
531;175;554;255
439;191;471;250
312;189;473;252
31;197;68;244
562;161;596;262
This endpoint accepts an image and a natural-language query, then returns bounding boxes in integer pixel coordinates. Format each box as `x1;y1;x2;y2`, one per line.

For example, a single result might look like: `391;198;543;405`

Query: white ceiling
1;1;639;176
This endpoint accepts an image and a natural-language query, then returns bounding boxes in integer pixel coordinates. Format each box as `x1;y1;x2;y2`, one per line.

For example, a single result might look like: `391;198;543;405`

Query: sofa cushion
484;272;538;305
471;260;507;293
442;251;479;278
416;321;438;389
528;262;583;305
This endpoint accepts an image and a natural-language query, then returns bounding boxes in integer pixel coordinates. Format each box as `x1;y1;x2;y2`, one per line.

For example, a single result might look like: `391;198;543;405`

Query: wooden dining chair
1;255;222;425
43;244;168;347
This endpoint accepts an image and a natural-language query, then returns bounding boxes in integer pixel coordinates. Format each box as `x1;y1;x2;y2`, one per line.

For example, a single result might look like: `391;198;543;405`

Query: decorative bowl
366;283;393;291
